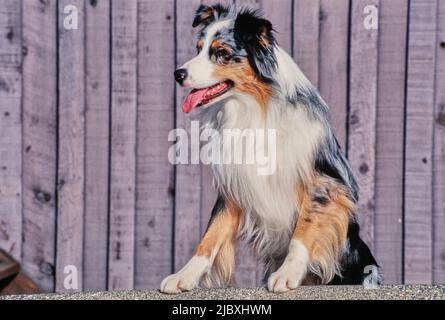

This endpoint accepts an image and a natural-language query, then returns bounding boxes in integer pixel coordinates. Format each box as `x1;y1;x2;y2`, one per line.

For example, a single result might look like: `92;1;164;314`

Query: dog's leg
268;176;354;292
160;197;240;294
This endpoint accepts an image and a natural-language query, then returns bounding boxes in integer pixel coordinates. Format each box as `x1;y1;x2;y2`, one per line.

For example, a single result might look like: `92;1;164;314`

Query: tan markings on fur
301;273;321;285
210;40;234;64
258;25;270;48
210;40;233;54
210;39;222;50
212;59;272;114
197;39;203;51
197;7;215;25
294;175;355;284
195;200;241;286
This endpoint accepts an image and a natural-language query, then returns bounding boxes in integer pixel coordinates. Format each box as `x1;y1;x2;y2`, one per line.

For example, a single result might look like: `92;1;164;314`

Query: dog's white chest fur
204;94;323;246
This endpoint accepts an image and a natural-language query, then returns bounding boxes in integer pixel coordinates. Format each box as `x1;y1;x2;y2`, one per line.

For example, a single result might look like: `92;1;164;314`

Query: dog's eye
215;48;230;61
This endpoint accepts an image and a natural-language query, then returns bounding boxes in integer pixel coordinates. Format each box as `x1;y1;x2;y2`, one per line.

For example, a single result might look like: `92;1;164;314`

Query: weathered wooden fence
0;0;444;292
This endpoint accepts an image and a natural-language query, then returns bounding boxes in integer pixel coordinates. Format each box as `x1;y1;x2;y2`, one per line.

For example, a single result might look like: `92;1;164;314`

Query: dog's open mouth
182;80;233;113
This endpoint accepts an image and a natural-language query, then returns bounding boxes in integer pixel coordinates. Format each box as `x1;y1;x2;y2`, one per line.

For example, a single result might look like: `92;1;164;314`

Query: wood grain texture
174;0;202;272
348;0;379;251
234;0;258;10
293;0;320;87
83;0;110;292
0;0;22;261
374;0;408;284
135;0;175;289
319;0;349;150
108;0;138;290
260;0;292;53
433;0;445;284
21;0;57;293
56;0;86;293
404;0;437;284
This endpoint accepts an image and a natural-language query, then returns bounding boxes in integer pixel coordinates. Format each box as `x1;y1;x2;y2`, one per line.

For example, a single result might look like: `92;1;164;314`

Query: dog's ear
192;4;229;28
234;10;276;81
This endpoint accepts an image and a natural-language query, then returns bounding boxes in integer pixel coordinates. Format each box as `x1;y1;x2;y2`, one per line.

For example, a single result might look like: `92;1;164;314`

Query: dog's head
175;4;277;113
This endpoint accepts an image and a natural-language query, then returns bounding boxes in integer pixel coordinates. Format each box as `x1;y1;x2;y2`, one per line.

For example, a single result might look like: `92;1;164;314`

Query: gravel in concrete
1;285;444;300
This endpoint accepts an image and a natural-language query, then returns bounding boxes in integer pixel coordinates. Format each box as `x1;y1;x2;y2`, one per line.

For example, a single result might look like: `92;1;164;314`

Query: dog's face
175;5;277;113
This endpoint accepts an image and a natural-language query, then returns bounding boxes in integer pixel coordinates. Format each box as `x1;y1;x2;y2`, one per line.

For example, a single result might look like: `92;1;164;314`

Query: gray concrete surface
1;285;445;300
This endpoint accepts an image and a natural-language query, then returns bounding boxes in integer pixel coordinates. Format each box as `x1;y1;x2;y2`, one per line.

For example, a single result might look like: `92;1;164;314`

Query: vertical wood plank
56;0;86;292
234;0;258;10
404;0;437;284
135;0;175;289
260;0;292;53
0;0;22;261
374;0;408;284
293;0;320;87
21;0;57;292
319;0;349;150
108;0;138;290
83;0;110;291
433;0;445;284
348;0;379;250
174;0;202;272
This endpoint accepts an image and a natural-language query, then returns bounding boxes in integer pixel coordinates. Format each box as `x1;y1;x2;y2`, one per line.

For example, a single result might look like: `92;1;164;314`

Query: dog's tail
328;221;382;285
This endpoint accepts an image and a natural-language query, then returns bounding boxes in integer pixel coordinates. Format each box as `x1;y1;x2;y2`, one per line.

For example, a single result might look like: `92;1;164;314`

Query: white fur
160;256;210;294
267;240;309;292
160;247;222;293
274;47;312;99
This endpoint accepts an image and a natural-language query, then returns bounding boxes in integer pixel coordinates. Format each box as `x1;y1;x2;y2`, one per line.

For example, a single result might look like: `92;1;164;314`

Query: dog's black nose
174;68;188;84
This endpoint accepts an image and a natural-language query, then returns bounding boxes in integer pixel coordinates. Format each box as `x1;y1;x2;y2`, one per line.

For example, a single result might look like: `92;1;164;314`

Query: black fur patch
329;222;381;285
290;86;329;119
315;150;345;183
233;9;277;82
314;137;359;202
193;4;229;28
205;195;226;233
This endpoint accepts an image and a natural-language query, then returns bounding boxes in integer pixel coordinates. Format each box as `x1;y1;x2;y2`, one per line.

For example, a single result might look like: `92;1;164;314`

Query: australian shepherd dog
161;4;380;294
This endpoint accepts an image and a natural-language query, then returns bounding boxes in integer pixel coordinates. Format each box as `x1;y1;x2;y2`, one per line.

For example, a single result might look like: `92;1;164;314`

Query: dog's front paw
160;255;210;294
160;271;200;294
267;240;309;293
267;264;304;293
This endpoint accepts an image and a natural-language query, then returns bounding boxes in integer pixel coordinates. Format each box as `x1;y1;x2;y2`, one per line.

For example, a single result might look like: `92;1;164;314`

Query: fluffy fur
161;4;380;294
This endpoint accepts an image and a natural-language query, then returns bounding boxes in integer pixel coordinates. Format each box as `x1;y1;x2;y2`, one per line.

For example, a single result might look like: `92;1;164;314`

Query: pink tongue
182;88;209;113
